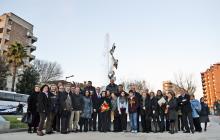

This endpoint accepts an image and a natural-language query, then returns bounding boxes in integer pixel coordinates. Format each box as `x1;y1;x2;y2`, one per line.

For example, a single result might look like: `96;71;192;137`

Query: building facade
163;81;181;97
0;12;37;91
201;63;220;108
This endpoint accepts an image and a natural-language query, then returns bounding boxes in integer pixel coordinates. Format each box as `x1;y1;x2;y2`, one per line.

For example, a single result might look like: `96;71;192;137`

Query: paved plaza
0;116;220;140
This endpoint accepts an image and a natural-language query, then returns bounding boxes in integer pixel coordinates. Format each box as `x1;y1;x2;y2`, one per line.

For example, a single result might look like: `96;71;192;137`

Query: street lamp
65;75;74;81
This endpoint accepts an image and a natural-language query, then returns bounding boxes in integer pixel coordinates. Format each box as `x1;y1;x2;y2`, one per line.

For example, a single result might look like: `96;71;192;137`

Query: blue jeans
129;112;137;131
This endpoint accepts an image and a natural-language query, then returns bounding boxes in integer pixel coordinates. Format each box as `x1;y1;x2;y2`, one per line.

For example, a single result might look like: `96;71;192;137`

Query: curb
0;128;27;134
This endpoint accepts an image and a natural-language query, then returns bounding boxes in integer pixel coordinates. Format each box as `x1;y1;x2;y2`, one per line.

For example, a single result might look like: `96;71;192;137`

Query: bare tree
121;80;151;92
174;72;196;95
33;59;63;83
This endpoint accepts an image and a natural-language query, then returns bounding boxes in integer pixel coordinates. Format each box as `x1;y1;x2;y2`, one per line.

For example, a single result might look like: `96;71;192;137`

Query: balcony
30;45;36;52
27;32;37;43
27;53;35;61
31;36;37;43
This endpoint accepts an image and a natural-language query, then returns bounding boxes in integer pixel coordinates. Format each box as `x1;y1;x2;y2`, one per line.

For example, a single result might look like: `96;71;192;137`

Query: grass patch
2;115;27;129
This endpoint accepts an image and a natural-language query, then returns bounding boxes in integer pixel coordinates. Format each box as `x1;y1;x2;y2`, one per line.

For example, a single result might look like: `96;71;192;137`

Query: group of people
26;79;210;136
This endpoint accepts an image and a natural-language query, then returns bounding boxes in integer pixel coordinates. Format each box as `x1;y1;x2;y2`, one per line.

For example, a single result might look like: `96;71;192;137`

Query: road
0;115;219;140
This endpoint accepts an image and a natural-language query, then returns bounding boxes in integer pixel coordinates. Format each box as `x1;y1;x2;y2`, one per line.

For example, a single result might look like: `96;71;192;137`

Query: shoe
134;130;138;133
28;128;32;133
37;131;44;136
33;129;37;133
191;130;195;134
183;131;190;133
204;128;207;131
46;131;54;134
61;131;68;134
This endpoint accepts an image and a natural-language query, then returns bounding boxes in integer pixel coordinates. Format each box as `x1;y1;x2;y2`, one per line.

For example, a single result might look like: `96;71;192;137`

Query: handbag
21;113;32;124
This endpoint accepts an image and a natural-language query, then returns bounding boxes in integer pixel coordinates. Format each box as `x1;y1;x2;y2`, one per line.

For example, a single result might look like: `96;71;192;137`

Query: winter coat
71;93;83;111
91;94;100;110
106;83;118;94
99;97;111;112
150;96;159;117
167;98;177;121
128;96;139;113
200;102;210;122
140;96;151;116
156;95;166;115
200;102;209;116
178;93;192;114
37;92;50;113
27;92;39;113
56;92;72;113
190;99;201;118
48;92;57;113
81;96;93;118
134;91;141;109
84;86;96;95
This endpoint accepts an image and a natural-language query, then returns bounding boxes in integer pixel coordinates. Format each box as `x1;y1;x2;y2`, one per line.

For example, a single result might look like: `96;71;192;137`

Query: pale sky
1;0;220;98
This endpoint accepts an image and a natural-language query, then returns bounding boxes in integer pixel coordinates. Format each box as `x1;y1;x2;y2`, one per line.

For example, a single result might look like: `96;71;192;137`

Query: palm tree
4;42;27;91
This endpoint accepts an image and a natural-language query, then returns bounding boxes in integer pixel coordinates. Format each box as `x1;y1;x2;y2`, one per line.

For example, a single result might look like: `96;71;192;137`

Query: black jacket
106;83;118;94
140;96;151;116
178;94;192;114
200;102;209;116
134;91;142;109
48;92;57;113
84;86;96;95
167;98;177;120
91;94;100;110
56;91;72;112
37;92;50;113
150;96;159;116
71;93;83;111
27;92;39;113
98;97;111;112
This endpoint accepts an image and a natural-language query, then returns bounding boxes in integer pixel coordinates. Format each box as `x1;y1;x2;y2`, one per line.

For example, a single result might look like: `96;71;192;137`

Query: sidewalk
0;115;219;140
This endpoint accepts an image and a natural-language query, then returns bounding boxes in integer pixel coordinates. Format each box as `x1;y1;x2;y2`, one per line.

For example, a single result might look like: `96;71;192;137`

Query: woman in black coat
156;90;166;132
150;92;160;133
140;90;151;133
37;85;50;136
165;91;177;134
200;97;210;131
27;85;40;133
99;91;111;132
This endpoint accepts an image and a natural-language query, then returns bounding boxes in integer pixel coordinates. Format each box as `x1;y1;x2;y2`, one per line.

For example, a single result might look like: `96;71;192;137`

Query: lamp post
65;75;74;81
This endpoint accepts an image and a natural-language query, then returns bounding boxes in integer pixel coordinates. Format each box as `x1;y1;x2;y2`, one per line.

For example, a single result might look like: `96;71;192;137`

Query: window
8;19;13;25
0;28;3;33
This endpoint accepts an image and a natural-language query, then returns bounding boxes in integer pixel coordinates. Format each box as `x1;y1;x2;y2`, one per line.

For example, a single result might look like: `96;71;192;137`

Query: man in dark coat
106;79;118;94
84;81;96;95
56;84;72;134
70;87;83;132
27;85;40;133
178;88;194;133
